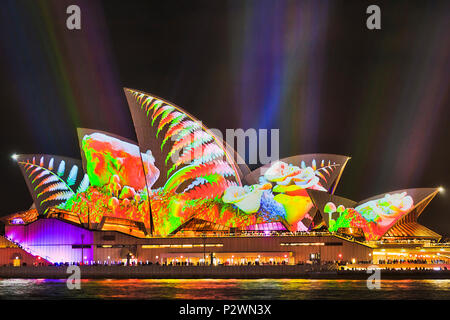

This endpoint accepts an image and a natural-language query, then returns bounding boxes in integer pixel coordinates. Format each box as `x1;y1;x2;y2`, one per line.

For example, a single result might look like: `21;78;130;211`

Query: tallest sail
124;88;242;235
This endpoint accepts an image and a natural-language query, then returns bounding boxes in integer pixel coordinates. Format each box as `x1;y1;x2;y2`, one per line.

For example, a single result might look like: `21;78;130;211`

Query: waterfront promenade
0;265;449;279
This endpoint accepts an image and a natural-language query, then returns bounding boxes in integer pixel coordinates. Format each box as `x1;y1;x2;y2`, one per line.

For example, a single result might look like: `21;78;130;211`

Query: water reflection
0;279;448;299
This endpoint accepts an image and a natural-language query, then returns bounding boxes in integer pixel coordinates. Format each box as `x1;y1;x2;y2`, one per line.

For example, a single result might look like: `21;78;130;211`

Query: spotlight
11;153;18;161
438;186;445;194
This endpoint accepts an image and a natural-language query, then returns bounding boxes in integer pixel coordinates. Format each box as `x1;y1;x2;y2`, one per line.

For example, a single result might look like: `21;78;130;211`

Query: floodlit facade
0;89;447;267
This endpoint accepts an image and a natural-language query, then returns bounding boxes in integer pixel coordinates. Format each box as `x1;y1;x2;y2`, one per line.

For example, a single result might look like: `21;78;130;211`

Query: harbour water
0;278;449;299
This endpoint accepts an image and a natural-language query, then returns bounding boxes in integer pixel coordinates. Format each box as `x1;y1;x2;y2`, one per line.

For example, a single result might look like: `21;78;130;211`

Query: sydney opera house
0;89;448;268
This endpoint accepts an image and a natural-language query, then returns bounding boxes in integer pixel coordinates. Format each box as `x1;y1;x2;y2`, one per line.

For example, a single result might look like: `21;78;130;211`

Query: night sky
0;0;448;234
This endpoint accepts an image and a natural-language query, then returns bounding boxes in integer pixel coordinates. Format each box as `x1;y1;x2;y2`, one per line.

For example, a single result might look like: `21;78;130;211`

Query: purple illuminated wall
5;219;93;263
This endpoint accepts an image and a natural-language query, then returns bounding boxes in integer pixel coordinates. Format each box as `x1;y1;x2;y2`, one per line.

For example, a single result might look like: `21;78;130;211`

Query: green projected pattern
324;192;414;240
60;130;341;236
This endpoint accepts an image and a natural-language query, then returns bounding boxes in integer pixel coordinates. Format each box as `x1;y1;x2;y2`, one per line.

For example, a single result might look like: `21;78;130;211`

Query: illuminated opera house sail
1;88;444;266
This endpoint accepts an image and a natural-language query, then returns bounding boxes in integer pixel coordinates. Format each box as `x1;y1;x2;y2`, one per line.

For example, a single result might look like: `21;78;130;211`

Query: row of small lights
7;153;447;266
4;235;44;262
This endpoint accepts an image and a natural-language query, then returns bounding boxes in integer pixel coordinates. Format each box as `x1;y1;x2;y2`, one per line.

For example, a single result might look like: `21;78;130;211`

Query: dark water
0;279;449;299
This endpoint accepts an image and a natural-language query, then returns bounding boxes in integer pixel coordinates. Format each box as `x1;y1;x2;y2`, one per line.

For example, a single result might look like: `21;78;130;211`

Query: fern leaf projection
166;128;210;164
310;160;342;188
16;155;89;215
164;161;236;193
126;89;241;198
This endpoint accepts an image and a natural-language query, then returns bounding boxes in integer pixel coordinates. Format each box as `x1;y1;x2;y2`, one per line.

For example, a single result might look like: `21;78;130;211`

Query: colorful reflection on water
0;279;449;300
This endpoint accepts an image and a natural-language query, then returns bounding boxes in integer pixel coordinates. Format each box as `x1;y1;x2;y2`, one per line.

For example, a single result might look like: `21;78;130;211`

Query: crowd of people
376;258;447;264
